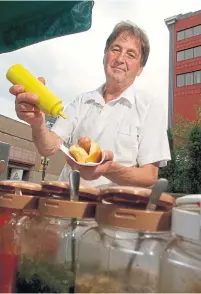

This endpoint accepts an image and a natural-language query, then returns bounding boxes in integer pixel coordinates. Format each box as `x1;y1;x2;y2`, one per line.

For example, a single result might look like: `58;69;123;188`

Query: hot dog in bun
69;136;102;164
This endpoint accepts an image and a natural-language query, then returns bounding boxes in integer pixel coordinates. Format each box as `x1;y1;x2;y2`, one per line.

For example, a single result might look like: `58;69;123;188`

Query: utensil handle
69;170;80;202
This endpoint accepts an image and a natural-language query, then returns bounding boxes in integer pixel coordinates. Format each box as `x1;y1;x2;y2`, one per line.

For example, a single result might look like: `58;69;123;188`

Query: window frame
176;70;201;87
177;24;201;41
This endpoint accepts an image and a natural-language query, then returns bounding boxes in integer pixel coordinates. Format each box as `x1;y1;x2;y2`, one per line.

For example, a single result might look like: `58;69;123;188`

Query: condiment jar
76;186;175;293
159;195;201;293
0;181;41;293
17;193;98;293
41;181;99;235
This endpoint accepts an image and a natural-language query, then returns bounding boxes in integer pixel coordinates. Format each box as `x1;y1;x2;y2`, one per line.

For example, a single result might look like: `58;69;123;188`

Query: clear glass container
41;181;99;238
17;191;98;293
76;186;175;293
0;180;41;293
159;195;201;293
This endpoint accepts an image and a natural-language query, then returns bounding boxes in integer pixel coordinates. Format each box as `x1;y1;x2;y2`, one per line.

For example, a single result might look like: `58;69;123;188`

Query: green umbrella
0;0;94;54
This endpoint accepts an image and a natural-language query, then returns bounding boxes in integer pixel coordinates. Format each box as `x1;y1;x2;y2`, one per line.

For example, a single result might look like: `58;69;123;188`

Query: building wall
173;12;201;123
0;115;65;183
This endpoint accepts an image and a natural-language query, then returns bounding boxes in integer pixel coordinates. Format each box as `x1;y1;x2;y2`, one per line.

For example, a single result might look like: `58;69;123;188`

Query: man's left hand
66;150;114;181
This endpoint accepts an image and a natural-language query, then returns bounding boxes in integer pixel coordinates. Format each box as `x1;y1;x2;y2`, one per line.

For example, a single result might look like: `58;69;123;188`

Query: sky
0;0;201;125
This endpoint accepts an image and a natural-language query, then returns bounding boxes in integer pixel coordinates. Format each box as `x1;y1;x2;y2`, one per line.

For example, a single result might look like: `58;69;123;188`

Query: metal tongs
69;170;80;293
125;178;169;278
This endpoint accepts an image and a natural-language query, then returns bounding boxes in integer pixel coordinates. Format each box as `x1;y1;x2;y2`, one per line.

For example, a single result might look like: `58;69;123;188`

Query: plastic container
76;186;175;293
159;195;201;293
6;64;66;119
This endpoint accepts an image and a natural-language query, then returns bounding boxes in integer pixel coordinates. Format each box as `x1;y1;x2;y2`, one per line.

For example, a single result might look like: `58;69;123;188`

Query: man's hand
66;150;114;181
9;77;46;127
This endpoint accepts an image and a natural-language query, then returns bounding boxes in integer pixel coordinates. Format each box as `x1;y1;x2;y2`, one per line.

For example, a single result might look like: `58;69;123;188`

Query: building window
185;28;193;39
194;70;201;84
194;46;201;58
177;74;185;87
177;51;185;61
177;30;185;41
184;48;193;59
177;24;201;41
177;70;201;87
185;72;194;85
177;45;201;62
194;25;201;36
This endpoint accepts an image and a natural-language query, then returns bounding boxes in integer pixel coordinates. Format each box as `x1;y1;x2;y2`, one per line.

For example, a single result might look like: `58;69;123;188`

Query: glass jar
17;195;98;293
0;181;41;293
159;195;201;293
41;181;99;237
76;186;175;293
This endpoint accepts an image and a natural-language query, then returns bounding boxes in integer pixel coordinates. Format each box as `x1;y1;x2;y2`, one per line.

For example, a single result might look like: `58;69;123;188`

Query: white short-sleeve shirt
51;82;171;187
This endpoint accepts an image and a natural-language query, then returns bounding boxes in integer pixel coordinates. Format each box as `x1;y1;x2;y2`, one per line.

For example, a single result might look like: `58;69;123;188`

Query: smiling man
11;21;170;187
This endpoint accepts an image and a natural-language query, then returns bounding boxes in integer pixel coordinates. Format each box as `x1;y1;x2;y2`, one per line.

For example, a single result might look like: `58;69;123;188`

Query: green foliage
184;125;201;194
159;108;201;194
159;129;176;192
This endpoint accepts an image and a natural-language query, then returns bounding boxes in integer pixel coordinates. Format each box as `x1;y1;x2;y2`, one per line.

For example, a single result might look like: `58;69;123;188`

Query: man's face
104;32;143;86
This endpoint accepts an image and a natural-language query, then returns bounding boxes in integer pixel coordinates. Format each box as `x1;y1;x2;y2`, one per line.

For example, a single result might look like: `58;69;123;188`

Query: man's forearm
32;122;63;157
104;162;158;187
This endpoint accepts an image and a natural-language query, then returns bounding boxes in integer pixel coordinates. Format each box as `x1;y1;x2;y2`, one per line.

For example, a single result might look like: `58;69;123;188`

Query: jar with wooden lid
0;181;41;293
159;195;201;293
41;181;99;237
17;181;99;293
76;186;175;293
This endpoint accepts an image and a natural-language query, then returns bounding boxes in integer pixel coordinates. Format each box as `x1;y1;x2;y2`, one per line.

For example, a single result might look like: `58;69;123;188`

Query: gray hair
104;21;150;67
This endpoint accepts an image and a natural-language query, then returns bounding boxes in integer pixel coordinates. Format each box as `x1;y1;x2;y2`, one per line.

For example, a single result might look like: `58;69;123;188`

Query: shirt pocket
115;124;132;162
115;123;138;165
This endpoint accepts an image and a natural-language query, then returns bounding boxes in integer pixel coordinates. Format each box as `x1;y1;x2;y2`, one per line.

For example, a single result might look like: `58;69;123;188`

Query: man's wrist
31;119;46;132
104;161;116;175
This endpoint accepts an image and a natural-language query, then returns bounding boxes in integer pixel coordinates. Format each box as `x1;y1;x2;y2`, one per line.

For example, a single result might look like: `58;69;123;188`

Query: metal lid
0;193;39;210
0;180;42;196
172;195;201;241
39;198;96;219
95;203;171;231
99;186;175;210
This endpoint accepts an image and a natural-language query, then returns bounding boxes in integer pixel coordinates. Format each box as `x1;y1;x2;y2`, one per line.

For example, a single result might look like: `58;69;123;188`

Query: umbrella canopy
0;0;94;54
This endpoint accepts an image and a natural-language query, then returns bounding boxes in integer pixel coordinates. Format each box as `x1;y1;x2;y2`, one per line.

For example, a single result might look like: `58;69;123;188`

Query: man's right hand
9;77;46;127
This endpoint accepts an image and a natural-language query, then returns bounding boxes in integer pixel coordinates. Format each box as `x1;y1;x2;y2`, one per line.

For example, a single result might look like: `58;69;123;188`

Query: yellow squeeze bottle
6;64;66;119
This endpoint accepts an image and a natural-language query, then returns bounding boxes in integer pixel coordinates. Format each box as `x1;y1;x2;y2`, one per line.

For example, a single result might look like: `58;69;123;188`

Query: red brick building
165;10;201;128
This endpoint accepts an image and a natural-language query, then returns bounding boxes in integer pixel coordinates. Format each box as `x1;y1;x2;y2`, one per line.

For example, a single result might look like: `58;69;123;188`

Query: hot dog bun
69;137;102;164
85;141;102;163
69;145;89;163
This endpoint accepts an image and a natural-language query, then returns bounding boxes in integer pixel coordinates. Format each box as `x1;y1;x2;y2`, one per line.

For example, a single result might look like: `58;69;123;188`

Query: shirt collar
84;82;135;108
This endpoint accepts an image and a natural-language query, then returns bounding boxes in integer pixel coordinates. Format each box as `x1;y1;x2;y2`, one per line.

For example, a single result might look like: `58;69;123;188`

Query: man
11;21;170;187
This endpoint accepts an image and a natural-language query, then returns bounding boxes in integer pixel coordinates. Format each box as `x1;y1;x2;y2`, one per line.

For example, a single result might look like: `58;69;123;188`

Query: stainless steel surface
146;178;169;211
69;170;80;287
69;170;80;202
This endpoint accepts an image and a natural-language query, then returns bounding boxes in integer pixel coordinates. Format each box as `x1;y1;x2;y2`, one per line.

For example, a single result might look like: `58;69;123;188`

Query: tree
185;125;201;194
159;129;176;192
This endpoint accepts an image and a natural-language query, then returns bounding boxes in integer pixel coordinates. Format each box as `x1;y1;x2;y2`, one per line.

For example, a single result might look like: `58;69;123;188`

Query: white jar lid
172;195;201;241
